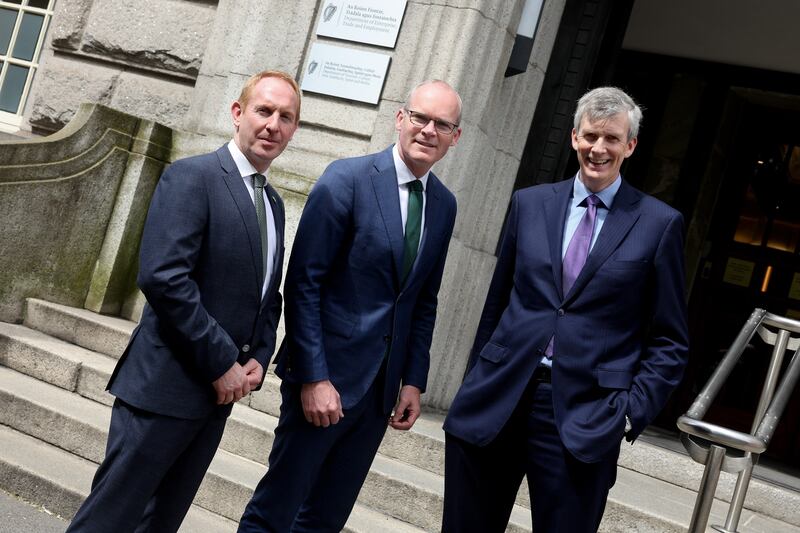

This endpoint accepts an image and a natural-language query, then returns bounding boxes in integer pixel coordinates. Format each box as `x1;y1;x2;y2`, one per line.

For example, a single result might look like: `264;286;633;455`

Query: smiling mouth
415;139;436;148
587;157;609;166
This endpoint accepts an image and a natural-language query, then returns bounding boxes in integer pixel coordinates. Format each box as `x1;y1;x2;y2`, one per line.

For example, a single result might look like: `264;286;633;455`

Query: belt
532;365;552;383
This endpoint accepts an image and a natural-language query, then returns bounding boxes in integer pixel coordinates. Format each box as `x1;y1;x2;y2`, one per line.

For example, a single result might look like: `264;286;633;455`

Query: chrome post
689;444;726;533
686;309;766;419
755;347;800;446
680;311;800;532
718;328;791;533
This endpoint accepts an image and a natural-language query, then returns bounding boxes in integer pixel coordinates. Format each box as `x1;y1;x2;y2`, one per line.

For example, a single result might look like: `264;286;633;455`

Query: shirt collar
572;172;621;208
392;144;429;191
227;140;270;181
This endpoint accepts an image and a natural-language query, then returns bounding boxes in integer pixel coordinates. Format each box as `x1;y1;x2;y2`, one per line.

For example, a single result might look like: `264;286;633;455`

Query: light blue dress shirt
561;173;622;258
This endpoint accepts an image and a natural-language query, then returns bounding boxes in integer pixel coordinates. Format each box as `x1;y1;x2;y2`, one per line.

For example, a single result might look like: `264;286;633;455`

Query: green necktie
402;179;423;283
252;173;269;283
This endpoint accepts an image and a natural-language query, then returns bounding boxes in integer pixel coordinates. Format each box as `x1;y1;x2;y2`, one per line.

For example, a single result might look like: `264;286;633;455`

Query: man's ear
624;136;638;158
231;101;243;128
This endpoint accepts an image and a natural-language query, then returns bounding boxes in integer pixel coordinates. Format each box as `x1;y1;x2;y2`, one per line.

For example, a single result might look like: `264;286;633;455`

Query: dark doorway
677;99;800;468
610;51;800;470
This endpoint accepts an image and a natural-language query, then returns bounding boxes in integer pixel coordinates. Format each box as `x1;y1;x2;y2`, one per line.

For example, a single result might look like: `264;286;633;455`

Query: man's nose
590;138;607;152
420;119;437;134
264;112;279;130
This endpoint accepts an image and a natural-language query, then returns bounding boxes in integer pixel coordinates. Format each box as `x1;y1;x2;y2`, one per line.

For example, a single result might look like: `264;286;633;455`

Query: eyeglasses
404;108;459;135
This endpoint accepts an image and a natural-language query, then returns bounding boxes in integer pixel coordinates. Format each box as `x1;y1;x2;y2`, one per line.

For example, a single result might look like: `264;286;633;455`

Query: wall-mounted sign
316;0;407;48
722;257;754;288
301;42;391;104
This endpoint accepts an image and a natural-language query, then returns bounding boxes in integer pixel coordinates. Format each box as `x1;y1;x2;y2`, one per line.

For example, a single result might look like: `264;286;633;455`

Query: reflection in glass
0;8;17;55
733;185;766;246
0;63;28;113
12;12;43;61
27;0;51;8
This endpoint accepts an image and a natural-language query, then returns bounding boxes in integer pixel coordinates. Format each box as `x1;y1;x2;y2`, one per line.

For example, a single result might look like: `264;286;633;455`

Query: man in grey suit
67;70;300;533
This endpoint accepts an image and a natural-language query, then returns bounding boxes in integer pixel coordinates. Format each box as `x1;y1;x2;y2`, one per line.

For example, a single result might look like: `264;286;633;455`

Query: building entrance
610;51;800;471
681;98;800;469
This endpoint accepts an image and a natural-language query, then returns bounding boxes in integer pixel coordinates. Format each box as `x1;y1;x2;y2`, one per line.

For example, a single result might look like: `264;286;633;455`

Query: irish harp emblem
323;3;338;22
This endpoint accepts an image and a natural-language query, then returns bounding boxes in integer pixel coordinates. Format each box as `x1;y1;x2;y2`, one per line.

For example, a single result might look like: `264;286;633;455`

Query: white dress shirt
392;144;428;252
227;140;277;298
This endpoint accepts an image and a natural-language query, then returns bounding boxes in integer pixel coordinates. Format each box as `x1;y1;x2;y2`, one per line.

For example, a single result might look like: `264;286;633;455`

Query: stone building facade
6;0;566;411
7;0;800;442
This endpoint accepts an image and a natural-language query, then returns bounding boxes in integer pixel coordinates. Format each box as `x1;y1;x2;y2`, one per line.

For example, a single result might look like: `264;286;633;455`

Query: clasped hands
212;358;264;405
300;380;421;431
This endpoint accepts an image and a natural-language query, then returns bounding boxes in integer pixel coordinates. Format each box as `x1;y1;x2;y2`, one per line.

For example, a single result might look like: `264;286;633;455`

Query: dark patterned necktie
252;173;268;283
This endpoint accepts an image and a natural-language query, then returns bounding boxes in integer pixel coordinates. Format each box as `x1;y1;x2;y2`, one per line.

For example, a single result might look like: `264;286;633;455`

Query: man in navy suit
443;87;689;532
66;70;300;533
239;80;461;532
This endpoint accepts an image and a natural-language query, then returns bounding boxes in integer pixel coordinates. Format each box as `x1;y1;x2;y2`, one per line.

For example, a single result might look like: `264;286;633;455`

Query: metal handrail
678;308;800;533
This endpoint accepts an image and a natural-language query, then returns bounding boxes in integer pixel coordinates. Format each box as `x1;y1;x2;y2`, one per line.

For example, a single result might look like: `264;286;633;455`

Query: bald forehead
408;82;462;123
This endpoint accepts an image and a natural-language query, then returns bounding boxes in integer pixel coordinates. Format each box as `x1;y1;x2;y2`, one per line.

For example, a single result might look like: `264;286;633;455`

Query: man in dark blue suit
66;70;300;533
443;87;689;532
239;80;462;532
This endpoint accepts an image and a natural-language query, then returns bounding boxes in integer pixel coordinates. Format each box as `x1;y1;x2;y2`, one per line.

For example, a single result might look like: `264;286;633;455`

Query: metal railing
677;308;800;533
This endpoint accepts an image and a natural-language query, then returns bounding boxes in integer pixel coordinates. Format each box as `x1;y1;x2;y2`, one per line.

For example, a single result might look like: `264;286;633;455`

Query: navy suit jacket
444;178;689;462
274;146;457;413
109;146;285;420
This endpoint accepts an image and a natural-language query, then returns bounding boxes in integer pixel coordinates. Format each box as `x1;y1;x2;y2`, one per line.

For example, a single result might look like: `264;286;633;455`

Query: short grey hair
573;87;642;141
404;80;463;124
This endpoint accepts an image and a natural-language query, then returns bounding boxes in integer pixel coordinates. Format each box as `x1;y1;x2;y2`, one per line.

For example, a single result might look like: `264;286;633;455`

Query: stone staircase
1;298;799;532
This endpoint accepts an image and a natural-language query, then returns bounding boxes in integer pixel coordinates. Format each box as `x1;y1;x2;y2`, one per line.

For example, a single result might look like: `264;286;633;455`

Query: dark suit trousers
443;382;619;533
239;376;389;533
66;399;227;533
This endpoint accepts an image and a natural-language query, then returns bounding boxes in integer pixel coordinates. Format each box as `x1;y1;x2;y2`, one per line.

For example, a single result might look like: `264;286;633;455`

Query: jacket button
242;344;251;352
557;309;565;317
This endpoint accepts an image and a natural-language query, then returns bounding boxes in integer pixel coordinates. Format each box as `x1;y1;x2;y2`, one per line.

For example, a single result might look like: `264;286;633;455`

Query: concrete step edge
24;298;135;359
0;320;118;406
0;366;110;463
619;439;800;527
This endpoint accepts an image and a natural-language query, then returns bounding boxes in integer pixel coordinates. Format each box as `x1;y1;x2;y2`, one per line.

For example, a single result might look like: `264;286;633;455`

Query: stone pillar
365;0;568;410
184;0;567;410
85;118;172;316
183;0;318;143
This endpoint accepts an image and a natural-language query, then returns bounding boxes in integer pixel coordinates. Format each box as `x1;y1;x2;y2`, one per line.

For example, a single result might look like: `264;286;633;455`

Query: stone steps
2;301;517;531
0;365;426;532
0;424;237;532
2;298;799;532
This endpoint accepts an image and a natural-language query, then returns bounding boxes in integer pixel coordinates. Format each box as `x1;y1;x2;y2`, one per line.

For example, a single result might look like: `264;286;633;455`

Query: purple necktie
562;194;601;295
544;194;601;359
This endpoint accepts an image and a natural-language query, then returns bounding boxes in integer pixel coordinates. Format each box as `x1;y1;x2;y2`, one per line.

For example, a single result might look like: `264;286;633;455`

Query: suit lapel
217;146;263;295
263;182;284;307
563;180;642;304
370;148;405;288
543;179;573;300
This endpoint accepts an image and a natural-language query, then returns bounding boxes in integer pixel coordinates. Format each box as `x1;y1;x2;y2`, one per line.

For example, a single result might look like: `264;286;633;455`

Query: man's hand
301;380;344;427
212;362;250;405
389;385;421;430
242;358;264;389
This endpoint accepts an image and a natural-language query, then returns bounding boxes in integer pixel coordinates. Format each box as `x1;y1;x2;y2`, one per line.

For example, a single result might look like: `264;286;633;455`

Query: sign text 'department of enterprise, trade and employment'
316;0;407;48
